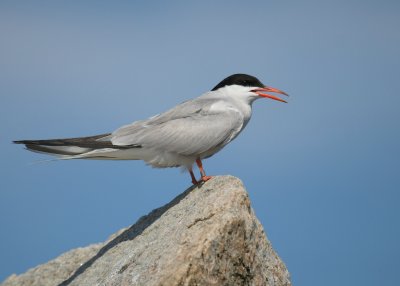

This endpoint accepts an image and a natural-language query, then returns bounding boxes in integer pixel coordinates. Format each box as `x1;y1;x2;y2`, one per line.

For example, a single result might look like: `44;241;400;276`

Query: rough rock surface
2;176;291;286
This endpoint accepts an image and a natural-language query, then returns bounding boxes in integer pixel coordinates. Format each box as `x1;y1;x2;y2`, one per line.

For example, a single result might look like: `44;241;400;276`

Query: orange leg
196;158;212;182
189;167;199;185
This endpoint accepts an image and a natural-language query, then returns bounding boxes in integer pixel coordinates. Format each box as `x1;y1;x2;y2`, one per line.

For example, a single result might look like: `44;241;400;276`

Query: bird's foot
191;176;213;186
201;175;213;182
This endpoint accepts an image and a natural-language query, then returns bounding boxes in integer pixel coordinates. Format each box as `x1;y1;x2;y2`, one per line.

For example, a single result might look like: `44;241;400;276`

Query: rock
1;176;291;286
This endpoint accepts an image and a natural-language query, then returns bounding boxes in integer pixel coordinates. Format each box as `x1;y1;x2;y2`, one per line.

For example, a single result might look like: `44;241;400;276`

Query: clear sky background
1;1;399;285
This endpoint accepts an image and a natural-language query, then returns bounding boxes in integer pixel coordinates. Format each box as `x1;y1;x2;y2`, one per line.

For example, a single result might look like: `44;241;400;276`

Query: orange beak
251;86;289;103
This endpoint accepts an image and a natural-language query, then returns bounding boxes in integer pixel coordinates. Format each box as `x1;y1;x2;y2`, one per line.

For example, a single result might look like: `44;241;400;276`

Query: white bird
14;74;288;185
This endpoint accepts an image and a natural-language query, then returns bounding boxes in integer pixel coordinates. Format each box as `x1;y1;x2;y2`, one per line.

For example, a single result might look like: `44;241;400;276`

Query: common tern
14;74;288;185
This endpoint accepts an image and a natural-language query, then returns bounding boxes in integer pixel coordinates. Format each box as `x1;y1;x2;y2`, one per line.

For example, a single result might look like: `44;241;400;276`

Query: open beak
251;86;289;103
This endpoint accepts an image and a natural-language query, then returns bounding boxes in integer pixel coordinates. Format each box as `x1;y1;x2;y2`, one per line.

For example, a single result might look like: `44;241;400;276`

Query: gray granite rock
2;176;291;286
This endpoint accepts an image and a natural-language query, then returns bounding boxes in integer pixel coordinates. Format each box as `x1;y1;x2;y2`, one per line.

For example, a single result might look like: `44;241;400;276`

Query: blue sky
1;1;399;285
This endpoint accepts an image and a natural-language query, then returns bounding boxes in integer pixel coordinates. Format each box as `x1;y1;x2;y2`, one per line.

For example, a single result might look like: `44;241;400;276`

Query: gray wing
111;98;243;156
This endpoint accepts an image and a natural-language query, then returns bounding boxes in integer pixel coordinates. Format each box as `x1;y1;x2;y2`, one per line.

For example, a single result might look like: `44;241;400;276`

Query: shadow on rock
58;184;197;286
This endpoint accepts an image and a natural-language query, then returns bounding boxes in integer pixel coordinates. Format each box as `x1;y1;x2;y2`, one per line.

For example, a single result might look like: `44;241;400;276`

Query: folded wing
112;99;243;157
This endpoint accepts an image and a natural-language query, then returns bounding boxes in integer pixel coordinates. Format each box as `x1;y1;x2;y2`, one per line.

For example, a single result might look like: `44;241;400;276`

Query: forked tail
13;133;140;158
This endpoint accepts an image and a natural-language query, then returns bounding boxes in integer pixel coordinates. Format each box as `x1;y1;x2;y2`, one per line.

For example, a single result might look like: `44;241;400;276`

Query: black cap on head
211;74;264;91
